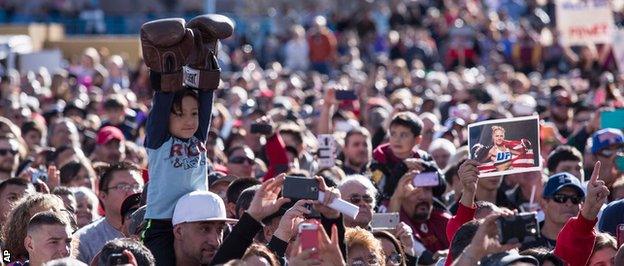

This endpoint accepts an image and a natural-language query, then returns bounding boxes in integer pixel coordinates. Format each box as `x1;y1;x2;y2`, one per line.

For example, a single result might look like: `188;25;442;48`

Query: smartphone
496;213;539;245
617;224;624;248
317;134;336;168
600;109;624;129
412;172;440;187
250;123;273;135
298;221;320;259
282;176;319;200
615;155;624;171
371;213;400;230
335;90;358;100
106;253;129;266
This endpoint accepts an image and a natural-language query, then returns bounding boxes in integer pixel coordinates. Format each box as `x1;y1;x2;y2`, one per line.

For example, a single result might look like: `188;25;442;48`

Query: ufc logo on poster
317;134;336;169
184;66;200;88
496;151;512;162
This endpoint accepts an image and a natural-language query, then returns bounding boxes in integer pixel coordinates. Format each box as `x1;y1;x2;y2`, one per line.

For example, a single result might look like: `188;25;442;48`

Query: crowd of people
0;0;624;265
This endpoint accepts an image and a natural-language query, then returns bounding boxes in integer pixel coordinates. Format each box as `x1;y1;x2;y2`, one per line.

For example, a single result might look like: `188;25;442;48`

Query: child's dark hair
389;111;424;137
171;89;199;115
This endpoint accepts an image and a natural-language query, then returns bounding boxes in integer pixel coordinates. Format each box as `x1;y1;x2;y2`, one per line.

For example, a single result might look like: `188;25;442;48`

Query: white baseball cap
172;191;238;226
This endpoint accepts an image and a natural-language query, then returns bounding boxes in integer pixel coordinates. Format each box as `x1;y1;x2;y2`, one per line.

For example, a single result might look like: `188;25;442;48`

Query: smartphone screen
412;172;440;187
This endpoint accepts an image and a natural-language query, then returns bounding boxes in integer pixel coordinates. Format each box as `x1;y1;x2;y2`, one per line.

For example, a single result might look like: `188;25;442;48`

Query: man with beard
90;126;127;164
172;191;237;266
341;127;372;175
0;133;20;181
338;175;377;228
389;170;451;253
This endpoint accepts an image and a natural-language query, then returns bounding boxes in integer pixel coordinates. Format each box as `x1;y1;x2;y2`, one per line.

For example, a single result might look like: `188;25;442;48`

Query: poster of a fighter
467;116;541;177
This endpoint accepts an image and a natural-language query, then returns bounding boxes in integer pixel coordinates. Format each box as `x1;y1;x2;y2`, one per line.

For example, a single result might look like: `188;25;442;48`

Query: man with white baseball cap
172;191;237;266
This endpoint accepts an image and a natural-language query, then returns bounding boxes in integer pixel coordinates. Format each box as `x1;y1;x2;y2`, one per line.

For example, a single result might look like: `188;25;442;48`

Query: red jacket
554;214;597;266
444;203;476;266
262;133;289;181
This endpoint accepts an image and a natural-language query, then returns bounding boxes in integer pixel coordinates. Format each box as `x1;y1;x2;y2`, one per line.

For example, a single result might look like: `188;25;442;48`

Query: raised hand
395;222;421;257
47;165;60;189
317;225;346;266
582;161;610;220
458;160;479;208
314;176;340;219
457;214;521;265
247;173;291;222
274;199;313;242
389;171;417;212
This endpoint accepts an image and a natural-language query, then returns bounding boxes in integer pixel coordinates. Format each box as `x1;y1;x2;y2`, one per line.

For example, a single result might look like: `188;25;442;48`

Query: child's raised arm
145;91;174;149
195;90;215;141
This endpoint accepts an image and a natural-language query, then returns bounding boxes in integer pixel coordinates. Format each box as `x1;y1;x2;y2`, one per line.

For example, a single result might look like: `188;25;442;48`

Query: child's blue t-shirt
144;90;214;219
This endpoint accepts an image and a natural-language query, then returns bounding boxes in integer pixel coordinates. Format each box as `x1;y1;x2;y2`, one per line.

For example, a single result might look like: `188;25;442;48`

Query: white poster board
556;0;614;46
18;49;62;73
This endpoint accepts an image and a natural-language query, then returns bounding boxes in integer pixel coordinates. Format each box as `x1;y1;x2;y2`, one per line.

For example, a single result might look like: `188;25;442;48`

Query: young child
139;15;234;265
371;111;435;199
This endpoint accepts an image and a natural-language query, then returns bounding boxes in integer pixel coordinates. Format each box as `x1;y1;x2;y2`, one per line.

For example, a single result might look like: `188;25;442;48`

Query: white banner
556;0;614;46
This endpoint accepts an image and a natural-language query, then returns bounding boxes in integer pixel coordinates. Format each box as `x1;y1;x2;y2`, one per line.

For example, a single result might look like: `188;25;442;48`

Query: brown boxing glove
184;14;234;90
140;18;194;92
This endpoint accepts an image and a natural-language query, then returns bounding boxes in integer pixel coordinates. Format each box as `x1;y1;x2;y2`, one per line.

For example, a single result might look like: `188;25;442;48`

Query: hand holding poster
468;116;541;177
556;0;614;46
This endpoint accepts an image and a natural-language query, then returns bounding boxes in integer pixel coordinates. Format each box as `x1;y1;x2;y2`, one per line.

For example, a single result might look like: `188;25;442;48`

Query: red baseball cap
96;126;125;145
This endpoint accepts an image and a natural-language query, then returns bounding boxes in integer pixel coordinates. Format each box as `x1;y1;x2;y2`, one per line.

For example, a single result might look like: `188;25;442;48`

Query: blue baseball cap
591;128;624;155
598;199;624;238
542;172;585;199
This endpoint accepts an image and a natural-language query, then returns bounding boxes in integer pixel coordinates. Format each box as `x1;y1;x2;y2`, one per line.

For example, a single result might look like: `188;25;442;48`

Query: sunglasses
597;147;624;158
229;156;254;164
552;194;583;204
349;194;374;205
0;148;18;156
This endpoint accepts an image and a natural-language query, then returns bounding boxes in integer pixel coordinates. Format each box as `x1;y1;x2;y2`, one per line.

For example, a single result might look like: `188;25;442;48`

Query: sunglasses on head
552;194;583;204
349;194;374;204
597;146;624;158
0;148;18;156
229;156;254;164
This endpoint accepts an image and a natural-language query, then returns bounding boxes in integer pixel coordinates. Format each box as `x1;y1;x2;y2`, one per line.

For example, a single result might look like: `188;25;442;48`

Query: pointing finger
590;161;601;184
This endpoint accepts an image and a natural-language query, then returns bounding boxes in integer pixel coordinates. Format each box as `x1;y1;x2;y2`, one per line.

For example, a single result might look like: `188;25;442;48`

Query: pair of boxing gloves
472;139;532;163
140;14;234;92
